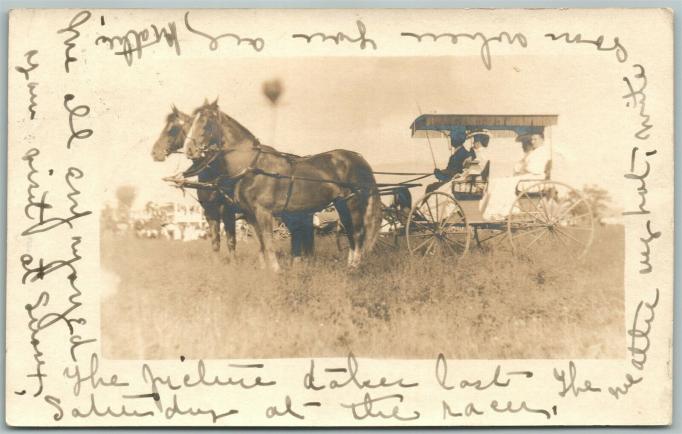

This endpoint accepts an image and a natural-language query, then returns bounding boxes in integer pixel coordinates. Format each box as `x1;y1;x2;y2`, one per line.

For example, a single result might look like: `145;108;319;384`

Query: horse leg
254;208;280;273
249;219;267;269
345;194;369;268
290;227;303;265
203;202;221;252
302;213;315;257
222;204;236;262
334;198;356;266
282;214;303;260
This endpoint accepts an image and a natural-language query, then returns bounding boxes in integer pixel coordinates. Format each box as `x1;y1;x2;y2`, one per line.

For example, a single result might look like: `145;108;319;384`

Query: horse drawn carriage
156;104;593;267
364;114;595;259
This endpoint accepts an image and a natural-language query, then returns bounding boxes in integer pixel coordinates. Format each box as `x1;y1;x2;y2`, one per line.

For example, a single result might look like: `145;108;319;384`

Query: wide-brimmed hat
516;131;544;143
466;130;490;140
467;131;490;147
515;133;532;143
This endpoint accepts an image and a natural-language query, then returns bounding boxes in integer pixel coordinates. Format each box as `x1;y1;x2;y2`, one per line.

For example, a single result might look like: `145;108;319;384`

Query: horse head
151;105;192;161
183;98;260;161
183;99;223;160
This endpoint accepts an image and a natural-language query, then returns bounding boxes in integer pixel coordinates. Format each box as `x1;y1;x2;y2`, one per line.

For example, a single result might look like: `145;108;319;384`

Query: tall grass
101;225;623;360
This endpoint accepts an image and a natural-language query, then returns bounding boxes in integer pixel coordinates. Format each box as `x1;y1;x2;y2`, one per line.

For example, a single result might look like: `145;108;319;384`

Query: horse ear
210;97;219;108
171;104;179;115
203;98;209;106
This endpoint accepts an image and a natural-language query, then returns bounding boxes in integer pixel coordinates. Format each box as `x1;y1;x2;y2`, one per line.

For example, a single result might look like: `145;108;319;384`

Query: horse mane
195;104;260;148
218;111;259;144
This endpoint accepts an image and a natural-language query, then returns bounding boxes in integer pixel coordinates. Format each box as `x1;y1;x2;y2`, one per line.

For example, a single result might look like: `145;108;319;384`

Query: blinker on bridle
187;110;226;159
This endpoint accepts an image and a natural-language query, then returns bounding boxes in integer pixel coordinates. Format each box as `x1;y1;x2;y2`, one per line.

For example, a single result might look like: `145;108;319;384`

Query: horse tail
362;184;382;254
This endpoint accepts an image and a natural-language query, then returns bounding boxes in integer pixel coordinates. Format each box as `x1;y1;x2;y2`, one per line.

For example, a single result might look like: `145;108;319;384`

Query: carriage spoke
411;214;440;235
513;197;548;226
521;189;548;221
432;238;445;256
424;200;436;224
523;212;549;226
413;235;434;253
554;226;588;249
440;229;463;245
551;199;586;225
435;194;441;222
442;238;459;256
424;238;437;256
441;232;466;250
438;212;462;234
413;209;428;223
552;232;577;259
510;226;547;240
525;228;549;249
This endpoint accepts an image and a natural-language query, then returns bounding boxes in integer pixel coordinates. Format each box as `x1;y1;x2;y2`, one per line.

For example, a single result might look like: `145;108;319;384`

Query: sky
98;55;631;210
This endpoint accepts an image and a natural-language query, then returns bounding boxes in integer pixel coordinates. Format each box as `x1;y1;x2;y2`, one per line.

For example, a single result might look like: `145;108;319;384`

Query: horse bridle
183;109;224;159
183;109;267;179
164;114;192;156
169;128;187;155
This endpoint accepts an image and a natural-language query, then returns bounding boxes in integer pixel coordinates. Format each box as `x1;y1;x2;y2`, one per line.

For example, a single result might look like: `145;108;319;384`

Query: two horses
152;100;381;271
151;107;240;260
152;106;317;262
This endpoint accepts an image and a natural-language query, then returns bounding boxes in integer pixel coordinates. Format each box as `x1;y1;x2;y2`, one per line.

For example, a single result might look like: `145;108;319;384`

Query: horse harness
191;144;369;213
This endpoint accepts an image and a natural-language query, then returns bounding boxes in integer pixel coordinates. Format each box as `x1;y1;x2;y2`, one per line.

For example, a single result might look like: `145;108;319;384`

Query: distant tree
116;185;136;208
115;185;137;224
580;184;611;220
100;204;117;232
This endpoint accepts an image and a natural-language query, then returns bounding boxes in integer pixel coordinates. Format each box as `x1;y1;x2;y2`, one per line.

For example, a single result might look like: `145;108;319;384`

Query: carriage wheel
406;192;469;256
507;181;594;260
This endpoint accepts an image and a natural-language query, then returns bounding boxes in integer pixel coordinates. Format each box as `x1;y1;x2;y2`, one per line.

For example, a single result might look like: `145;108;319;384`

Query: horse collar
182;151;221;178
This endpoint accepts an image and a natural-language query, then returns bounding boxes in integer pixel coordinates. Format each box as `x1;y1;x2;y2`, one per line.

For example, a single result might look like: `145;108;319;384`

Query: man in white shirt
515;134;550;176
482;133;551;220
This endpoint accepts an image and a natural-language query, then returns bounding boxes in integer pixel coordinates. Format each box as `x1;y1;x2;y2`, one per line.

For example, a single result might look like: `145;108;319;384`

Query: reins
173;106;435;207
168;148;432;200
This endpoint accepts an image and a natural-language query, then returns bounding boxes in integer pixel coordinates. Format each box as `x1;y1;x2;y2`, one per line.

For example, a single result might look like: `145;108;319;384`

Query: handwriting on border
608;288;659;399
57;11;91;73
400;31;527;70
184;11;264;52
622;64;653;140
63;94;93;149
293;20;376;50
545;32;627;63
95;21;181;66
15;50;39;120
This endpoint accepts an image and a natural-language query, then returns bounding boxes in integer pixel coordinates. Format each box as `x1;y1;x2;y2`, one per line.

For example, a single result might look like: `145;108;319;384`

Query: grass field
100;225;624;360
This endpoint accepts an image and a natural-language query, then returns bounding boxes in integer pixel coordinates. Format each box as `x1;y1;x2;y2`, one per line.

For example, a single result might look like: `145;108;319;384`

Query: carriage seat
514;159;552;196
451;160;490;201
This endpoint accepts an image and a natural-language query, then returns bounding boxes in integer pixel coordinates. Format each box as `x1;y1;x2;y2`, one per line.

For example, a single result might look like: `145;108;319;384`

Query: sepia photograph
7;8;673;426
99;56;625;360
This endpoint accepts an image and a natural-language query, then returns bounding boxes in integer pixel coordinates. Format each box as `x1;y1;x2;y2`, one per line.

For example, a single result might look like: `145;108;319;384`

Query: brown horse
151;106;239;259
183;100;382;271
151;106;316;261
